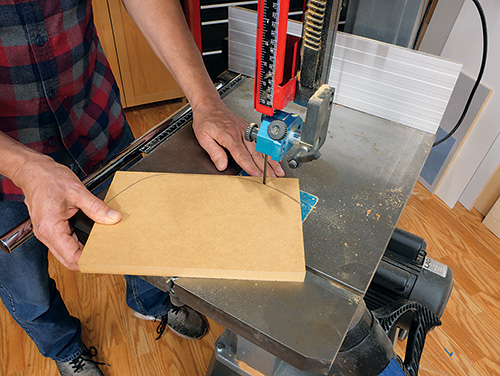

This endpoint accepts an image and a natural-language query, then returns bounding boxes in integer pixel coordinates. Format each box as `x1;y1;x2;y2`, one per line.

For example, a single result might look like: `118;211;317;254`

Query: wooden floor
2;99;500;376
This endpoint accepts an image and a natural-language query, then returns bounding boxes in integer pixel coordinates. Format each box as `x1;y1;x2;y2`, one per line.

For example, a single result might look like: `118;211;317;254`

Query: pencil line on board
234;176;300;204
105;174;164;204
105;173;300;205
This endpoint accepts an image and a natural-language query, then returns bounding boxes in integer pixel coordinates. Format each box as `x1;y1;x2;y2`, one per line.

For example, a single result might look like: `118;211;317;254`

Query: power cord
433;0;488;147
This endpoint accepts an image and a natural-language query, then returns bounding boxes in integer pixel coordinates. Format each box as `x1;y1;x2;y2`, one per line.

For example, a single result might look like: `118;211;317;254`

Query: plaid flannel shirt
0;0;133;201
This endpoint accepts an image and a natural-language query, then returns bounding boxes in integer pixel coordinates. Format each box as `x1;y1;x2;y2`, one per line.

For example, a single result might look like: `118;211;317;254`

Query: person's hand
12;155;122;270
191;99;285;177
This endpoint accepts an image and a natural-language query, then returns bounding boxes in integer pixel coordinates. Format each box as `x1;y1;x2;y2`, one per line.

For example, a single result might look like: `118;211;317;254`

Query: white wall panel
435;0;500;209
460;133;500;210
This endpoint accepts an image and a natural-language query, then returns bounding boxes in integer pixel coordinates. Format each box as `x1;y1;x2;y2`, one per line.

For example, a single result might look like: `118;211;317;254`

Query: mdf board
474;163;500;216
483;196;500;239
104;0;184;107
79;172;306;282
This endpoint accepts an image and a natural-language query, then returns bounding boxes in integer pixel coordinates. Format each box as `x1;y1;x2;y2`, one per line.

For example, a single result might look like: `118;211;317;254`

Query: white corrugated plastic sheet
228;6;462;134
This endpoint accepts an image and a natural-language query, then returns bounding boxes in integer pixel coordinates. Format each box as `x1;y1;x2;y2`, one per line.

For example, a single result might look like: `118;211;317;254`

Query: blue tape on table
239;171;318;222
300;190;318;222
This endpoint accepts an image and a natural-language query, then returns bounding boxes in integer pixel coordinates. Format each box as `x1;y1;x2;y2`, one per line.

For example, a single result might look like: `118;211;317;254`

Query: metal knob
267;120;287;141
245;123;259;142
287;149;321;168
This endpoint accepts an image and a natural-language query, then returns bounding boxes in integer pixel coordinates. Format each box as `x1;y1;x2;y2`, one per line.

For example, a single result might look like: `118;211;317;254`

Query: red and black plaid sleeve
0;0;133;201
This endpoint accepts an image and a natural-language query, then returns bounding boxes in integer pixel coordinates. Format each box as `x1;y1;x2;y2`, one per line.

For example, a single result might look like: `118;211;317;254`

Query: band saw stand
198;0;452;374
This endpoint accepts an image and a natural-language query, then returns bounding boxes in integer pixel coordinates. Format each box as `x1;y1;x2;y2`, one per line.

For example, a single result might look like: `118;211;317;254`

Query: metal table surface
132;76;434;373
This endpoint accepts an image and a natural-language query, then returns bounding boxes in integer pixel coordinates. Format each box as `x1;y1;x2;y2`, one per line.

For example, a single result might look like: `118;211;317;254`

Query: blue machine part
300;191;318;222
379;359;407;376
238;171;318;222
256;110;303;162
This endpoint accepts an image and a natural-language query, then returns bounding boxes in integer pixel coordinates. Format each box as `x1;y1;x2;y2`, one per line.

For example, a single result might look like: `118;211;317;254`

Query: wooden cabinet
92;0;184;108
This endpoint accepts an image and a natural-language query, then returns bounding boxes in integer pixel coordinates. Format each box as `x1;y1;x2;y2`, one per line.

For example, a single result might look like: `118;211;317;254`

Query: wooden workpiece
79;171;306;282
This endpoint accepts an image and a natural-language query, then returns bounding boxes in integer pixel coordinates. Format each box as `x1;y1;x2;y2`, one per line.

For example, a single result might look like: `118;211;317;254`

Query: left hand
192;100;285;177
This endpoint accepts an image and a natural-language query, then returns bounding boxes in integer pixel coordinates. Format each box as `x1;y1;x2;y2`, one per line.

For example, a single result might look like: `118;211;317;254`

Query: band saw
0;1;454;375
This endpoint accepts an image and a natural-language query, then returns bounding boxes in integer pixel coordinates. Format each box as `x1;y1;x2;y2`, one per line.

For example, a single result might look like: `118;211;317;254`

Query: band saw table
120;72;434;375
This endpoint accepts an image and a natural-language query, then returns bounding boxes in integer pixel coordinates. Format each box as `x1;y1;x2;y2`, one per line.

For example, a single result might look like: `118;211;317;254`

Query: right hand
13;155;122;270
192;98;285;177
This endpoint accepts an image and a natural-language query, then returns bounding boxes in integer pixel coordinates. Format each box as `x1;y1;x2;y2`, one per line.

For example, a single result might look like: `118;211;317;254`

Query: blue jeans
0;201;171;362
